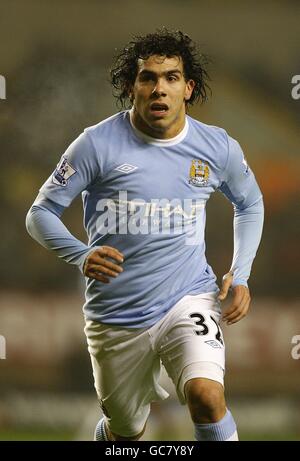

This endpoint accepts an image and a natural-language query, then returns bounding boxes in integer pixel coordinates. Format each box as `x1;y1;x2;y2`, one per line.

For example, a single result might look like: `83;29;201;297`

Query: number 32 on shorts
189;313;224;345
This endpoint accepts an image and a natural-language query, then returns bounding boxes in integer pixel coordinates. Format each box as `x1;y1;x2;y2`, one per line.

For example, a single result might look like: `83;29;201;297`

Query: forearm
230;196;264;287
26;197;94;272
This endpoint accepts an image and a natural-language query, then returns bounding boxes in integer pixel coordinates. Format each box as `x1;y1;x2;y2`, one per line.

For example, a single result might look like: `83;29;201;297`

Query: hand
217;272;251;325
83;246;124;284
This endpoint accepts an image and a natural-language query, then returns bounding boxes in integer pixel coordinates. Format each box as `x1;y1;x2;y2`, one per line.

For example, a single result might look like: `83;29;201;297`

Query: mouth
149;102;169;117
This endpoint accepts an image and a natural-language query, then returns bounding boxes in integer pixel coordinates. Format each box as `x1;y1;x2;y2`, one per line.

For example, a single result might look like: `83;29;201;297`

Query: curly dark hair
110;28;211;109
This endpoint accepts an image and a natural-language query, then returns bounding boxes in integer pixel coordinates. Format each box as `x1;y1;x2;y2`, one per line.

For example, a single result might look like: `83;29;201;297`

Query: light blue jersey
26;110;264;327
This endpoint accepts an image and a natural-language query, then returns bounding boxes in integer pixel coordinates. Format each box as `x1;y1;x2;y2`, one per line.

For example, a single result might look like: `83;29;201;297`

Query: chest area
98;144;221;202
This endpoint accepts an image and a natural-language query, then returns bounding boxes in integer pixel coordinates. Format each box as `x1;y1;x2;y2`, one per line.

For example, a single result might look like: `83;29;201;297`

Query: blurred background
0;0;299;441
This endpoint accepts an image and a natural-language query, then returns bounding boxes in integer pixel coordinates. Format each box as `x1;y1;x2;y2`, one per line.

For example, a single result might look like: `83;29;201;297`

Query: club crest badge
52;157;76;186
189;159;210;187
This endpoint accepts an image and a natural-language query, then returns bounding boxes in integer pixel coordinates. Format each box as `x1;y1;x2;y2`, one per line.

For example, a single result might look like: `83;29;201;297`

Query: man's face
130;55;195;139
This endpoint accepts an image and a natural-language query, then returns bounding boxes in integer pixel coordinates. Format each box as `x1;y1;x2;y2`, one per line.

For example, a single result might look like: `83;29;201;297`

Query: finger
85;270;110;284
87;264;122;278
224;304;247;324
101;245;124;257
88;257;124;272
88;248;124;265
226;299;251;325
218;277;232;301
222;290;245;318
87;256;124;271
99;246;124;262
222;297;246;321
224;294;250;323
222;286;249;318
100;258;124;272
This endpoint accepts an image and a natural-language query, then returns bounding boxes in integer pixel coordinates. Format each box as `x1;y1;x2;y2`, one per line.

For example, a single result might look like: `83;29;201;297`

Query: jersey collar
128;109;189;146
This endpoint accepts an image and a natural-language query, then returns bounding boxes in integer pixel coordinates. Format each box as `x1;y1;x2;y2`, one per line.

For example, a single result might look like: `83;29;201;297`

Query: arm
26;194;94;271
229;196;264;287
26;131;124;282
26;194;124;283
217;137;264;325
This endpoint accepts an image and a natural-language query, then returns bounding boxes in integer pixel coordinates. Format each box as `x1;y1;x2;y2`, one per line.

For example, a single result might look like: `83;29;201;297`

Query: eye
167;75;178;82
139;73;155;82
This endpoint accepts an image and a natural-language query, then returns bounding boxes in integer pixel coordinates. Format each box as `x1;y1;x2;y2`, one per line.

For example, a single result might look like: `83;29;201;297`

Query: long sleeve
219;136;264;287
26;129;102;271
229;197;264;287
26;194;97;272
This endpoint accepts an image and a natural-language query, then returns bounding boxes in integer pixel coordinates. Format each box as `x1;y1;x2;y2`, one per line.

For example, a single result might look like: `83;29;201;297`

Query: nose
152;78;167;97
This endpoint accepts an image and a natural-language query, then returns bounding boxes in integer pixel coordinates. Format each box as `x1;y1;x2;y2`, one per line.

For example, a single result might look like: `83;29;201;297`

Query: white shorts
84;292;225;437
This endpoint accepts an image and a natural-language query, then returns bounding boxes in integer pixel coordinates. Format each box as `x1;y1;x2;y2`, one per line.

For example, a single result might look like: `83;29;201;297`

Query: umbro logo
205;340;222;349
114;164;138;174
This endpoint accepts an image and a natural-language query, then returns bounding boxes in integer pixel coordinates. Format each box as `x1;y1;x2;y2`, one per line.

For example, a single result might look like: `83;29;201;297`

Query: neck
131;108;186;139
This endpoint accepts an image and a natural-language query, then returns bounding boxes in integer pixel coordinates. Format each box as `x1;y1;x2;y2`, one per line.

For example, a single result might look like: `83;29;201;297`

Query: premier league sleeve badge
52;156;77;186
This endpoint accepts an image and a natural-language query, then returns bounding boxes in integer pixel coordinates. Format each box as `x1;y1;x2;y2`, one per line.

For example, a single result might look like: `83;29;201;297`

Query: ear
184;79;195;101
128;84;134;103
